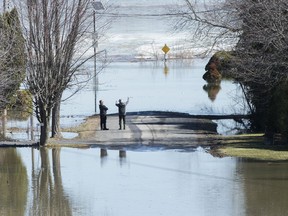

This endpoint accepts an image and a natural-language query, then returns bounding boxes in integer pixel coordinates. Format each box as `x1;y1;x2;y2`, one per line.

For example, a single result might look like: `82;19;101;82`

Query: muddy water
1;147;288;216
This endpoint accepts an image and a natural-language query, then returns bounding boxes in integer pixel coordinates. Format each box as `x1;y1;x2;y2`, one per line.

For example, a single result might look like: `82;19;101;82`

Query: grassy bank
64;115;98;138
46;115;99;147
212;134;288;161
55;114;288;161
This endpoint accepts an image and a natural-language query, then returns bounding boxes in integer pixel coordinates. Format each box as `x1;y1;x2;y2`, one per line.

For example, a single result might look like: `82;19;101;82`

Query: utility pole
93;9;97;113
92;1;105;113
3;0;6;12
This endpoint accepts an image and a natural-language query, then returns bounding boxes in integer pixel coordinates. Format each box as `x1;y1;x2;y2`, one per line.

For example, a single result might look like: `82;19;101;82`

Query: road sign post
162;44;170;61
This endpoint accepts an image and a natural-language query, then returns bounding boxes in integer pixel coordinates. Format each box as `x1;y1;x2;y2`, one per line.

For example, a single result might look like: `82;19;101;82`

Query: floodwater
2;1;286;215
5;0;245;137
1;147;288;216
62;59;245;117
5;59;245;140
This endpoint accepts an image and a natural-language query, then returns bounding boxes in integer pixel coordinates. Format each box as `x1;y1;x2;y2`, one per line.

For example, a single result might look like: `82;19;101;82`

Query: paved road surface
59;111;219;150
0;112;220;149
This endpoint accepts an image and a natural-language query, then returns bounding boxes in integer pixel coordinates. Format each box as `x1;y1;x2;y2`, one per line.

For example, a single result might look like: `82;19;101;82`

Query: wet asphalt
0;112;220;149
90;112;219;150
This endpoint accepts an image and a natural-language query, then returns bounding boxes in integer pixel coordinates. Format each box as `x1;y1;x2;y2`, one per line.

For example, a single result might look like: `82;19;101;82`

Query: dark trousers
100;115;107;130
119;115;126;129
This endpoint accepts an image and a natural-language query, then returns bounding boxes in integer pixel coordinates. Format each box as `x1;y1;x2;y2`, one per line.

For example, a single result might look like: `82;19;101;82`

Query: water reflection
0;148;28;216
238;160;288;216
29;148;72;216
163;62;169;76
100;148;108;166
119;149;126;158
119;149;127;166
96;60;243;115
203;81;221;101
100;148;127;166
100;148;108;157
2;148;288;215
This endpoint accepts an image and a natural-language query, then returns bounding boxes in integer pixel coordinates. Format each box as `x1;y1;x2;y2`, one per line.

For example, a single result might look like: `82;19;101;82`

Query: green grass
211;133;288;161
219;146;288;161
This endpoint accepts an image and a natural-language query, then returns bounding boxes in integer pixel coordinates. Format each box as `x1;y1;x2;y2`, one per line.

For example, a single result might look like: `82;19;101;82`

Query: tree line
1;0;287;145
0;8;26;111
174;0;288;142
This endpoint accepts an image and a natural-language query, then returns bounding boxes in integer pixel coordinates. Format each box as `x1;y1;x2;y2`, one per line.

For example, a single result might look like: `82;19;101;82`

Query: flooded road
5;59;246;141
1;1;285;215
1;147;288;216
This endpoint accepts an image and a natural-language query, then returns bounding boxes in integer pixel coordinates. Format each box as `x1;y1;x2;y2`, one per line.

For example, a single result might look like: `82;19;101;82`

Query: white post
93;10;97;113
2;109;7;138
92;1;105;113
3;0;6;12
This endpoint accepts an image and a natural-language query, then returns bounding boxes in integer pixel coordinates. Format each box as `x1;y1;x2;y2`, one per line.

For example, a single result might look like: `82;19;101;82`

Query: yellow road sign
162;44;170;54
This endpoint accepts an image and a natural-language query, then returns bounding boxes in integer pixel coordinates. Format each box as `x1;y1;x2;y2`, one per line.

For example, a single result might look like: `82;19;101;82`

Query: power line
98;12;186;18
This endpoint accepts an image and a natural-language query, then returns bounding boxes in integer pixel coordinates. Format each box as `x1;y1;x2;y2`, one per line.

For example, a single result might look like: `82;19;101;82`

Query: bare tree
15;0;109;145
174;0;288;137
232;0;288;86
174;0;288;87
172;0;241;55
231;0;288;135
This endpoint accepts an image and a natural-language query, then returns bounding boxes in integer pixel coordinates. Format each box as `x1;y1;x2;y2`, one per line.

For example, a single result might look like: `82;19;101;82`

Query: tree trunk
2;109;7;139
51;95;62;138
39;118;50;146
38;102;51;146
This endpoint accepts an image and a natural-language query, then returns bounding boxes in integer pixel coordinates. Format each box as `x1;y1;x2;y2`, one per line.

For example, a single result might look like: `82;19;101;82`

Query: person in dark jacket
115;97;129;130
99;100;109;130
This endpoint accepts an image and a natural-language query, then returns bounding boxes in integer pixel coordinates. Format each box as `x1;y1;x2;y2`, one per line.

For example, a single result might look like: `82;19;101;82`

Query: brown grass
62;115;99;140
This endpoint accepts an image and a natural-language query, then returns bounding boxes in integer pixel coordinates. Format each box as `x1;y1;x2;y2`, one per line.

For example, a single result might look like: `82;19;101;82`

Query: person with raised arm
115;97;129;130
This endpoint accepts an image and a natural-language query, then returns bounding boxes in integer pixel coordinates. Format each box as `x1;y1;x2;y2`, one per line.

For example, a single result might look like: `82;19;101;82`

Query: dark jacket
99;105;108;116
116;99;129;115
116;102;126;115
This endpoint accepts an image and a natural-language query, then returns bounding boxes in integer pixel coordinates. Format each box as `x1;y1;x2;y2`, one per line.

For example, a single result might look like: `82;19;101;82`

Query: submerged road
72;111;220;150
1;111;253;149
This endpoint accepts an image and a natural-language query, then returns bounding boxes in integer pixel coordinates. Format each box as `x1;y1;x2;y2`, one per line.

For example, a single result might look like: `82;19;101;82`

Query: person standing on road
115;97;129;130
99;100;109;130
